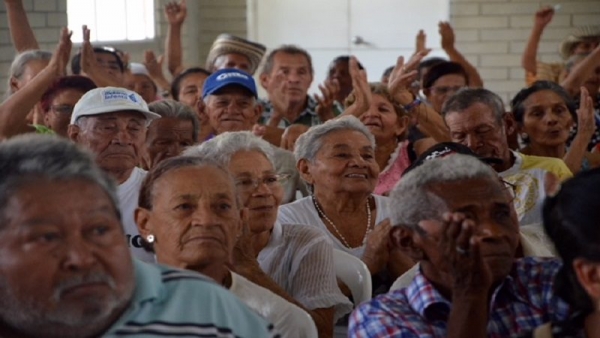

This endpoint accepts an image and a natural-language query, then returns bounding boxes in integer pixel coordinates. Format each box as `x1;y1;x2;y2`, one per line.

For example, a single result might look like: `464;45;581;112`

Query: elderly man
141;99;199;170
201;68;306;203
348;154;569;338
442;88;572;226
205;34;267;75
68;87;159;262
134;156;317;337
0;135;277;338
259;45;338;128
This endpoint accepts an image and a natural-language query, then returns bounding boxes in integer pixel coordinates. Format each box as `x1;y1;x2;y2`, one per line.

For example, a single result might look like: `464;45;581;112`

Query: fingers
82;25;90;43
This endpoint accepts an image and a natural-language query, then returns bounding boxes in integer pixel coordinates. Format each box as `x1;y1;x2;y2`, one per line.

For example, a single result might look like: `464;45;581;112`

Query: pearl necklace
312;196;372;249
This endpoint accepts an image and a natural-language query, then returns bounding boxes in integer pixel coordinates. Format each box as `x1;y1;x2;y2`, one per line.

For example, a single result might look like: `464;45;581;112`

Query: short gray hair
0;134;120;225
294;115;376;163
389;154;498;230
441;88;506;125
261;45;314;75
184;131;276;168
148;99;200;142
7;50;52;95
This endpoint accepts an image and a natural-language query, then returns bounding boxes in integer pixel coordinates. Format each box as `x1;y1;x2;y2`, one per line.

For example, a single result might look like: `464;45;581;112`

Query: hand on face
419;212;493;293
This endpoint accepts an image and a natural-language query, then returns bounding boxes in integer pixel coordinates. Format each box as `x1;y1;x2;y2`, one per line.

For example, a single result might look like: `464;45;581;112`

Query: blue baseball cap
202;68;257;99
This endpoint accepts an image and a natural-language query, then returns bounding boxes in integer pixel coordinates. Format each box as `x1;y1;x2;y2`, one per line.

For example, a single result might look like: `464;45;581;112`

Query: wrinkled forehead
427;176;510;209
445;104;501;130
87;110;146;123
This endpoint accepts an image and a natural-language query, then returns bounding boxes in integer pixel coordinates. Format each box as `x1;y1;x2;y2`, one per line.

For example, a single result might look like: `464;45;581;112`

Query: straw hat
205;34;266;75
559;26;600;60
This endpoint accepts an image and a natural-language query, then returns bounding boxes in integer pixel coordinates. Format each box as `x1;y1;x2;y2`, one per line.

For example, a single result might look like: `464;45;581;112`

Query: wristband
403;98;421;111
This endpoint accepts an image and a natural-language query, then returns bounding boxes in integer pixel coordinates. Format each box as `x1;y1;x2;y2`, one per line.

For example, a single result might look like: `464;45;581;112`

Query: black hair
170;67;212;101
329;55;364;70
381;66;394;80
542;168;600;315
422;61;468;89
418;57;447;79
70;47;124;75
510;80;577;124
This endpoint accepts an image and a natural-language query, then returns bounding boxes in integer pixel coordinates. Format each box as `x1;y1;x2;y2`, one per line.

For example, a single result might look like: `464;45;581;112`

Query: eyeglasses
430;85;466;95
50;105;74;115
235;174;291;192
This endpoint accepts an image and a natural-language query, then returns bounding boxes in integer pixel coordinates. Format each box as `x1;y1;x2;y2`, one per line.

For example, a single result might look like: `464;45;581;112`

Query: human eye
451;132;466;142
217;202;232;211
174;202;195;211
334;152;351;158
264;175;279;184
493;205;512;223
362;153;374;160
476;126;492;135
236;178;254;187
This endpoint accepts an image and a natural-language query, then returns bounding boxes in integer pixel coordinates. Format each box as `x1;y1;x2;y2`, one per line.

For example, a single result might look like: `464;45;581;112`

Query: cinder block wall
451;0;600;103
1;0;598;104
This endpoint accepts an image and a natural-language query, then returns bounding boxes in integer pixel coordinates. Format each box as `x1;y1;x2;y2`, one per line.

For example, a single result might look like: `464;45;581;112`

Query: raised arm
143;50;172;98
560;45;600;96
0;28;71;139
79;25;123;87
439;21;484;88
4;0;39;52
564;88;595;174
388;52;451;142
522;7;555;76
164;0;187;77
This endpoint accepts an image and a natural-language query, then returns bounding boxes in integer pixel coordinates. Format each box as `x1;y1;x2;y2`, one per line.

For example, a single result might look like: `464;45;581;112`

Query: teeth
347;174;367;178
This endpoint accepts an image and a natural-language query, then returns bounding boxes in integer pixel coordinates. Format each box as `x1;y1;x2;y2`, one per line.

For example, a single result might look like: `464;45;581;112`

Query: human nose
61;236;96;271
112;127;133;144
464;133;481;149
192;201;220;227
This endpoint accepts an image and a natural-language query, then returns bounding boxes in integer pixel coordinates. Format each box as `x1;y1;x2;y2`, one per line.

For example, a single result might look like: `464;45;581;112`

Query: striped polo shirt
103;260;279;337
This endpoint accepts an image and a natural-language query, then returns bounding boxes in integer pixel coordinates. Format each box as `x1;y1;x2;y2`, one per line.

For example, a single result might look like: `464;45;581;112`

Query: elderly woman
511;81;600;174
278;116;414;294
135;156;317;337
39;75;97;137
522;169;600;337
345;83;436;195
185;131;351;338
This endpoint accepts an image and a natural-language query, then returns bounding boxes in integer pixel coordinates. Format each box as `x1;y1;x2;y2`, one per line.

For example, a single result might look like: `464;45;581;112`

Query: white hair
389;154;498;230
0;134;120;224
294;115;375;163
183;131;275;168
7;50;52;97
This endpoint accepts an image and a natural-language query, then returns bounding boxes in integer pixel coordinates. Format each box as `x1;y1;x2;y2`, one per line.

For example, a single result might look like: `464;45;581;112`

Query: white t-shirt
499;151;572;227
257;221;353;321
117;167;154;262
277;195;392;259
230;272;318;338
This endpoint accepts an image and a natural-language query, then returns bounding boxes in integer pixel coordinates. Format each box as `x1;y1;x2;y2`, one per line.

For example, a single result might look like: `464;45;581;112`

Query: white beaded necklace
312;196;372;249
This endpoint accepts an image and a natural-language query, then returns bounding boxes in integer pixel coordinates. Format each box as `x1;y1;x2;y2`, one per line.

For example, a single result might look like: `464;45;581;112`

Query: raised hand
575;87;596;139
362;219;392;274
80;25;97;75
414;29;431;57
342;56;371;118
314;79;340;122
143;50;165;79
439;21;456;51
534;6;555;28
387;51;424;105
164;0;187;26
50;27;72;76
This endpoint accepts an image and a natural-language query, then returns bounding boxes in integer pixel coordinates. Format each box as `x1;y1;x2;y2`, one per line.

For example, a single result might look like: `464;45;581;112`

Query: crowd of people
1;0;600;337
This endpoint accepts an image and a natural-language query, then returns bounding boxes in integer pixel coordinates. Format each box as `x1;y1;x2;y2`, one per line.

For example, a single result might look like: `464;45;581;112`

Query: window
67;0;155;43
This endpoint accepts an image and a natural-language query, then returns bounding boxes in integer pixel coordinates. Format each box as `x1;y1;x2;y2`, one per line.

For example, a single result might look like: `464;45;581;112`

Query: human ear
134;207;154;240
67;124;81;142
296;158;314;186
390;226;425;261
573;258;600;302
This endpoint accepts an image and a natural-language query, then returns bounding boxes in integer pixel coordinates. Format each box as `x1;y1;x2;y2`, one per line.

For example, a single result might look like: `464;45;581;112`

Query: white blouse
257;221;353;321
277;195;393;258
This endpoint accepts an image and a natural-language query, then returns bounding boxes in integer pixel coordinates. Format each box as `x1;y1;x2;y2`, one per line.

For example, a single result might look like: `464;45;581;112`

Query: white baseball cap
70;87;161;124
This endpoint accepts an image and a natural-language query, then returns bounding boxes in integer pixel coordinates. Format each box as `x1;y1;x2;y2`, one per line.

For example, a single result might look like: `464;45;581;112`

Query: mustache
53;273;116;299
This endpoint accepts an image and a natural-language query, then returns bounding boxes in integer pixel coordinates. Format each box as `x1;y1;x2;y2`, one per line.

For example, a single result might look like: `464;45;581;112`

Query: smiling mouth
250;205;275;211
345;173;368;178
